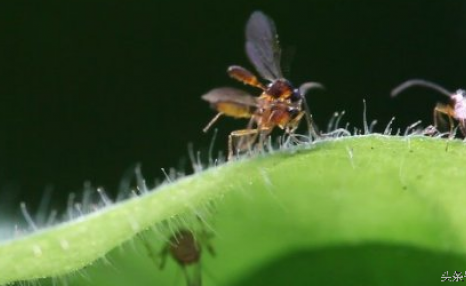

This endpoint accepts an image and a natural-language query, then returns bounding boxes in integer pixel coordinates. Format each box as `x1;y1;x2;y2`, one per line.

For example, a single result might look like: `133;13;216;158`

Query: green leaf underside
1;135;466;285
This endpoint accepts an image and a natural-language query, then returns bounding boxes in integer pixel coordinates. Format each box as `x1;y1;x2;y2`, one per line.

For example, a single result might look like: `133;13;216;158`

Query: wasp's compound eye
288;107;299;118
289;90;302;103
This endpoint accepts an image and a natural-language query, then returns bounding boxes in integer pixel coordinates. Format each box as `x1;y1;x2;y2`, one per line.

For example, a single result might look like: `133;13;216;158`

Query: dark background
1;0;465;212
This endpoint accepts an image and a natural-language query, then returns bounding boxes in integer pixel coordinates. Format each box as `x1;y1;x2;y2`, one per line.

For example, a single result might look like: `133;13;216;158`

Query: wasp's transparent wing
201;87;258;128
201;87;258;107
245;11;283;81
281;46;296;78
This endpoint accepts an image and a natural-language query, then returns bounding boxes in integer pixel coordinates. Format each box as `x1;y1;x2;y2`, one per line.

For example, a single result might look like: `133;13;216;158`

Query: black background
1;0;465;211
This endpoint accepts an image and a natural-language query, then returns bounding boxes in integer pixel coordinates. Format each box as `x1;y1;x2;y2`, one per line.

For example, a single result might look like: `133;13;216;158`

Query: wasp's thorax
265;79;294;99
255;79;303;130
263;79;302;106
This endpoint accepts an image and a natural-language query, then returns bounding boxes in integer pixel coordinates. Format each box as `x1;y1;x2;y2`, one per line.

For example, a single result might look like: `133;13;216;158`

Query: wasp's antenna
299;82;325;97
391;79;452;98
299;82;324;139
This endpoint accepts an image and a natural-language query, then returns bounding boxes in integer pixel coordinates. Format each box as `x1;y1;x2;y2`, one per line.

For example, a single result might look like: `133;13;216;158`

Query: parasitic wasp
392;79;466;136
202;11;323;159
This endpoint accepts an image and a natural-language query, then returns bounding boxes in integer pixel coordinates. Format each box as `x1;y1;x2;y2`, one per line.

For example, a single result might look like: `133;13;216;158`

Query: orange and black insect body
391;79;466;136
259;78;303;131
202;11;323;159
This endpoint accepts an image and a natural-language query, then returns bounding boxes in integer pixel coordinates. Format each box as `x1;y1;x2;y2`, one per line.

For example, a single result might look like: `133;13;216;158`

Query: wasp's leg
282;111;310;144
198;229;216;257
434;103;455;136
298;86;323;139
227;66;265;90
304;105;322;140
256;127;273;153
236;117;257;149
203;112;223;133
285;111;305;134
228;129;259;160
459;119;466;136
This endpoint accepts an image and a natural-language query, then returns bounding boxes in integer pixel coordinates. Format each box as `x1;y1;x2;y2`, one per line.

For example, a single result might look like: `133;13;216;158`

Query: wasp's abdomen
215;102;253;118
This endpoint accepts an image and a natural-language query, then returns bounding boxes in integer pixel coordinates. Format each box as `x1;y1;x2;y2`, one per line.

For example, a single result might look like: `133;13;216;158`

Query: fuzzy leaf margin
1;135;466;285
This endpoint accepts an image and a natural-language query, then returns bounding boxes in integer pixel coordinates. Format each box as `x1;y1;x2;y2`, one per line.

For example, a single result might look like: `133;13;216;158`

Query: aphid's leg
158;243;170;269
138;234;164;267
204;241;216;257
193;215;216;257
203;112;223;133
434;103;455;137
181;264;202;286
228;129;259;160
227;65;265;90
198;229;216;257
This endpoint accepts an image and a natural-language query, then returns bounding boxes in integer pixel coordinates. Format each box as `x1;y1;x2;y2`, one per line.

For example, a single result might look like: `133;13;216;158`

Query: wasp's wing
281;46;296;78
201;87;258;107
245;11;283;81
201;87;257;132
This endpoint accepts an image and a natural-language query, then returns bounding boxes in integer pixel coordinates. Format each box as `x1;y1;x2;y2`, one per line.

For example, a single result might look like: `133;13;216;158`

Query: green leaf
1;135;465;285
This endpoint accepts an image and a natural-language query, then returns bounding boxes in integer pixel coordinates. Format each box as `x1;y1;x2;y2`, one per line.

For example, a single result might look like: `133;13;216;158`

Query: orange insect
391;79;466;135
202;11;322;159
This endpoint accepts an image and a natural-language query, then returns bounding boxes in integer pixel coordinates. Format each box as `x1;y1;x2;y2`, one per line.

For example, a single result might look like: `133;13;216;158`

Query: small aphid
160;229;214;286
202;11;323;160
391;79;466;135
